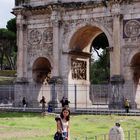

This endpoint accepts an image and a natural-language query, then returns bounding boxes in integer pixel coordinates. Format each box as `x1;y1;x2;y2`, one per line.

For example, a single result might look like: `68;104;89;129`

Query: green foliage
0;18;17;70
90;50;110;84
6;18;16;33
0;28;15;40
0;70;16;76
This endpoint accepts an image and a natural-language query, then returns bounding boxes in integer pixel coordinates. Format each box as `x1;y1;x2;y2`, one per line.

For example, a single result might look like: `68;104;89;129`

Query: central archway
68;25;110;107
69;25;110;83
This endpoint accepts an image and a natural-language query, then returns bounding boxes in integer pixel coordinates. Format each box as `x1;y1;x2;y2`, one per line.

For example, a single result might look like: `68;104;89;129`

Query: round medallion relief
28;29;42;45
124;20;140;38
43;28;53;43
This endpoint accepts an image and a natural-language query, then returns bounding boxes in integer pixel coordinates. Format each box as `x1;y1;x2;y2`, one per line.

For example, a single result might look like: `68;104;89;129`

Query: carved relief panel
123;18;140;43
71;59;87;80
27;27;53;57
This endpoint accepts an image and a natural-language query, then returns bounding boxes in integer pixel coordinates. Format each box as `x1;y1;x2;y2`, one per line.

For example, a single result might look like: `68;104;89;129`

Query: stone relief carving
122;45;138;66
63;17;113;37
42;43;53;55
28;29;42;45
43;28;53;43
124;19;140;38
28;43;53;57
71;59;87;80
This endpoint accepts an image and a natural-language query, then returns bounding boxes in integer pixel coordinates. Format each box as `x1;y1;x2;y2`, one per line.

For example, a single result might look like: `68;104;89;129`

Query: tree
90;33;110;84
0;28;16;70
6;18;16;33
90;50;110;84
0;18;17;70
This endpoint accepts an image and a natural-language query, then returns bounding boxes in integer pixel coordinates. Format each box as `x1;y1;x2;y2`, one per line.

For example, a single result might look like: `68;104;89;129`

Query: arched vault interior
32;57;51;84
131;53;140;84
70;25;103;52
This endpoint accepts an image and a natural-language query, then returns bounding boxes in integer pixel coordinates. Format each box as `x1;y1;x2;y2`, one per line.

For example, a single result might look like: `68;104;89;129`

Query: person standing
40;96;46;113
64;98;70;107
55;107;70;140
124;98;130;113
22;97;27;111
60;96;66;108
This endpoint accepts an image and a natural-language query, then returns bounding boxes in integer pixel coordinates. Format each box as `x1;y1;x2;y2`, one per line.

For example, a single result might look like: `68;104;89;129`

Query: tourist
109;122;124;140
22;97;27;111
124;98;130;113
64;98;70;107
60;96;66;108
40;96;46;112
54;107;70;140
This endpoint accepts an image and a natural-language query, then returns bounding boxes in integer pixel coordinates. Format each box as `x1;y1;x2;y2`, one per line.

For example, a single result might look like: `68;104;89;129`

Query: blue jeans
62;132;68;140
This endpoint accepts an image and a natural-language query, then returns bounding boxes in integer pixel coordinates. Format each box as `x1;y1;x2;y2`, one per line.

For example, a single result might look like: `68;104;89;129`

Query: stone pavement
0;106;140;116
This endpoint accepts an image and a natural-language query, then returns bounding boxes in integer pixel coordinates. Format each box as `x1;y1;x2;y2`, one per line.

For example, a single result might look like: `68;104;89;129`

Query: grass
0;70;16;84
0;76;16;84
0;70;16;77
0;112;140;140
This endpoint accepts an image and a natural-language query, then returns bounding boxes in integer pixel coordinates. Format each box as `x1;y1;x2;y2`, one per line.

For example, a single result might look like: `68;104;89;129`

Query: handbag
54;118;63;140
54;132;63;140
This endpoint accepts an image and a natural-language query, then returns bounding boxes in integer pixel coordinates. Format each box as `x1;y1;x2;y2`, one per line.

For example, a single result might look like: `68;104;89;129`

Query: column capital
111;3;121;17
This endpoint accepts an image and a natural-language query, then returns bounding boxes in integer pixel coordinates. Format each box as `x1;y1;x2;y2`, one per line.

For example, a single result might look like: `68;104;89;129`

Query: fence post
104;134;107;140
128;130;130;140
135;130;137;140
95;135;97;140
75;84;77;110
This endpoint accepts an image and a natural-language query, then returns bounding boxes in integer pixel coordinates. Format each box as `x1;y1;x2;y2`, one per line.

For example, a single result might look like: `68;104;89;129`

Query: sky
0;0;15;28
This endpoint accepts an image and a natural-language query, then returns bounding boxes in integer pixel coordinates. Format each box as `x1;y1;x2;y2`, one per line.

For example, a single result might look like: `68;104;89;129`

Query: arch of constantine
13;0;140;108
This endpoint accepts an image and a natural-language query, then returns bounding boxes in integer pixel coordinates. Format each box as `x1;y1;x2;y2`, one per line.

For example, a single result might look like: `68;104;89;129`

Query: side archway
131;52;140;108
32;57;51;84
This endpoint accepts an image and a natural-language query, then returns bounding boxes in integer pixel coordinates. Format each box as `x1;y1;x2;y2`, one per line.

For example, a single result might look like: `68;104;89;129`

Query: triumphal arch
13;0;140;108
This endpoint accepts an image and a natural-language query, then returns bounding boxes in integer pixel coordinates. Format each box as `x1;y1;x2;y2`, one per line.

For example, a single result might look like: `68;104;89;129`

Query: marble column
110;7;121;76
16;14;25;81
52;11;61;77
49;11;62;107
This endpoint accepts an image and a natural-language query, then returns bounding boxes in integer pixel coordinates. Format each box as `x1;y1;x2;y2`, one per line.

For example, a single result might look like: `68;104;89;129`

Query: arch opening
131;53;140;107
69;25;110;84
69;25;110;106
90;32;110;84
131;53;140;85
32;57;51;84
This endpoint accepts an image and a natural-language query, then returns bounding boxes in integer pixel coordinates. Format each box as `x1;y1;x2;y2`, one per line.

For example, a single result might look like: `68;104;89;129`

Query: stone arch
130;52;140;84
69;25;102;52
130;52;140;108
67;24;110;83
32;57;52;84
66;21;113;51
128;47;140;66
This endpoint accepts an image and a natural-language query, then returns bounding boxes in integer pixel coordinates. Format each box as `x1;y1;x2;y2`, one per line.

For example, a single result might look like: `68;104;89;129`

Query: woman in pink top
55;107;70;140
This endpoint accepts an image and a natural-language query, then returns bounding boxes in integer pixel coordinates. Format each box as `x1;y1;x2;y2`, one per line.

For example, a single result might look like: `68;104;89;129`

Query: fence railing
71;130;140;140
0;83;137;110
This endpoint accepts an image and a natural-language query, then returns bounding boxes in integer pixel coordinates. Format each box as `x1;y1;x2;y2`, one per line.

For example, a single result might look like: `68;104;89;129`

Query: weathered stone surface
13;0;140;107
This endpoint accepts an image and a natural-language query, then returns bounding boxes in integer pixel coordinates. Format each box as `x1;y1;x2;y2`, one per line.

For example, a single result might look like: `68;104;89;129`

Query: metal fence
71;130;140;140
0;82;138;110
